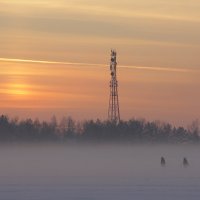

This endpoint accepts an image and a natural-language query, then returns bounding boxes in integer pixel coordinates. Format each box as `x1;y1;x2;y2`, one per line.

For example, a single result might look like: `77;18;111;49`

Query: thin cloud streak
67;4;200;23
119;65;191;73
0;58;106;67
1;1;199;23
0;57;193;73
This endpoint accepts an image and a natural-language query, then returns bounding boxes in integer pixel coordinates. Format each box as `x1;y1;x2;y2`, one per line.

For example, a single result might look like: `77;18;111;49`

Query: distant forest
0;115;199;143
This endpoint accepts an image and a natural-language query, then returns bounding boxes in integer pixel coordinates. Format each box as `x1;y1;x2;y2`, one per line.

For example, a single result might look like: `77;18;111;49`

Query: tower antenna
108;49;120;123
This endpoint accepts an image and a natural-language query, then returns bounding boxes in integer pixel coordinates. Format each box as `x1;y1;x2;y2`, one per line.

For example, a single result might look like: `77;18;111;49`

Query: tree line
0;115;199;143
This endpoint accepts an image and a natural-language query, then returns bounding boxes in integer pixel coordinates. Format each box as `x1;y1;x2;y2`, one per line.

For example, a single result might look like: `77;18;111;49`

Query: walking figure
161;157;166;167
183;157;189;167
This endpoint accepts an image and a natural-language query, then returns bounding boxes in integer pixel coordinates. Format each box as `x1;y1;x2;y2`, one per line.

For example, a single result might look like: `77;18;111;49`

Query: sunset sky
0;0;200;126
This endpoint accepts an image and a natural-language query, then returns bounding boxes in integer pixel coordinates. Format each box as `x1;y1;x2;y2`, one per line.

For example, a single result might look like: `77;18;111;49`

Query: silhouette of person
161;157;166;167
183;157;189;167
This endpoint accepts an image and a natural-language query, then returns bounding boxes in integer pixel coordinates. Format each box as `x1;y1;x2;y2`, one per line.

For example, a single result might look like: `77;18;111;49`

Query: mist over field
0;143;200;200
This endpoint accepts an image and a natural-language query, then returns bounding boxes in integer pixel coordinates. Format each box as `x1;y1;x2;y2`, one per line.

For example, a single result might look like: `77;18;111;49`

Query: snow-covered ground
0;144;199;200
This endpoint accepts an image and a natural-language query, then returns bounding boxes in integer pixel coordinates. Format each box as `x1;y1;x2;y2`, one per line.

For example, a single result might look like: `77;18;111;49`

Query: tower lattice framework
108;50;120;123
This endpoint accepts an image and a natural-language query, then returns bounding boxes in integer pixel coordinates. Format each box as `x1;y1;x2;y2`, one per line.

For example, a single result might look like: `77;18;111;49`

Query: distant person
161;157;166;167
183;157;189;167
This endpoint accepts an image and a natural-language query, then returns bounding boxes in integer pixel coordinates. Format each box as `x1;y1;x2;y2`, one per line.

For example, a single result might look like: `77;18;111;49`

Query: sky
0;0;200;126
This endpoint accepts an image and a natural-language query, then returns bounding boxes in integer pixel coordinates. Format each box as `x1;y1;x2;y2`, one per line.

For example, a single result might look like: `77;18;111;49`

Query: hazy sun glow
6;83;31;97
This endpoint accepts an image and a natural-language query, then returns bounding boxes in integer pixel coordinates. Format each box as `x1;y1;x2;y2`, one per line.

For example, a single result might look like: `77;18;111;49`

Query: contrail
0;58;106;67
119;65;191;73
0;57;192;73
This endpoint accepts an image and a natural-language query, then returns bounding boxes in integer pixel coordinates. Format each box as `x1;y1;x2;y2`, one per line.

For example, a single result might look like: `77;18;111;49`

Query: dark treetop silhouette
0;115;199;143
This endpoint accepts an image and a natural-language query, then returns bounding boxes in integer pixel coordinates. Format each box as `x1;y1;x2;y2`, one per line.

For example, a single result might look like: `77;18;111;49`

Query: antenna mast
108;50;120;123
